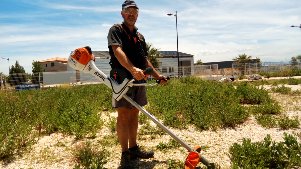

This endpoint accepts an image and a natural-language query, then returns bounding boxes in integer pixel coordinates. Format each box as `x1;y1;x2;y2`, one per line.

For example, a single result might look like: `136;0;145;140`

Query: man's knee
117;107;139;123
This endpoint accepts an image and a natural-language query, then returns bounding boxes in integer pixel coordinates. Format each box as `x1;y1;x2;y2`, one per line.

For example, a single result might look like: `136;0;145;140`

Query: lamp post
167;11;180;77
291;24;301;29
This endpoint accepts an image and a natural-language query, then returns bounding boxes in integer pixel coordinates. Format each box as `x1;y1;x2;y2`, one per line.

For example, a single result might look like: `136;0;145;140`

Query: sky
0;0;301;75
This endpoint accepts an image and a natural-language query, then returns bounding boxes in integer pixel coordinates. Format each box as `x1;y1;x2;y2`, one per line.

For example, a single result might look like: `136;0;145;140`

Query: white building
158;51;194;77
44;50;194;85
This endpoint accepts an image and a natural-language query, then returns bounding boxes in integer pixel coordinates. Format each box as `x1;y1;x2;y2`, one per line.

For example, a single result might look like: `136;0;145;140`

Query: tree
297;55;301;62
290;57;298;66
233;54;251;64
195;59;203;65
290;55;301;66
8;61;27;85
9;61;25;74
146;43;160;68
32;60;43;84
32;60;43;73
233;54;260;75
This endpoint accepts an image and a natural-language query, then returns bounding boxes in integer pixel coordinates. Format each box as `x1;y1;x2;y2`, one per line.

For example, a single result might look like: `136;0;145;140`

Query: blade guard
68;47;132;101
185;151;200;169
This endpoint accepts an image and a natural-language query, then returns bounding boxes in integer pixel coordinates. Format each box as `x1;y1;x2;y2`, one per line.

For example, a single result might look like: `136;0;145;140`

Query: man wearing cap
107;0;167;168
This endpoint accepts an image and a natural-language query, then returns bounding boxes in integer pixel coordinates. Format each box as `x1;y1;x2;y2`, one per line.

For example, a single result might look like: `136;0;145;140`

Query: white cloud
1;0;301;74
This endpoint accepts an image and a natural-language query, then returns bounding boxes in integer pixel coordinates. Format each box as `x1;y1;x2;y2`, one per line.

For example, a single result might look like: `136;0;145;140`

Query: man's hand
156;76;168;85
130;67;146;81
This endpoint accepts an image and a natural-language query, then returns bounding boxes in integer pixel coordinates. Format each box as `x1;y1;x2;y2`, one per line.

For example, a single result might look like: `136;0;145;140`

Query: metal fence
3;62;301;88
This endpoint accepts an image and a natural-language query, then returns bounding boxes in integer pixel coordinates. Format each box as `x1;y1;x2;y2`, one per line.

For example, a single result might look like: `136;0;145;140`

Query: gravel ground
1;87;301;169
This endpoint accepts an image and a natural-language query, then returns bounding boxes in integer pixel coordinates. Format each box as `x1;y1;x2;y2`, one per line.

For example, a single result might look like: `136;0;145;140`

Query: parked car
15;82;40;91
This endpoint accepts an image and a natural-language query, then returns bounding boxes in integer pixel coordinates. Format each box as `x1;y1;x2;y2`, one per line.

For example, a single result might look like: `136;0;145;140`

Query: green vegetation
0;84;110;160
256;115;300;129
230;133;301;169
0;77;300;168
256;114;278;128
167;159;184;169
74;142;109;169
156;139;181;151
147;77;281;130
271;85;292;94
278;116;300;130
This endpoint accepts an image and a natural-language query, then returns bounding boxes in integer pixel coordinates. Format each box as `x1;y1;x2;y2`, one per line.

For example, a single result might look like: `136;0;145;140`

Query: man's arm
111;45;145;81
146;60;160;79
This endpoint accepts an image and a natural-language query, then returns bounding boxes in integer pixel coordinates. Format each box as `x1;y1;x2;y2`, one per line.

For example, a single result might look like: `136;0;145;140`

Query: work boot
119;151;132;169
129;145;154;159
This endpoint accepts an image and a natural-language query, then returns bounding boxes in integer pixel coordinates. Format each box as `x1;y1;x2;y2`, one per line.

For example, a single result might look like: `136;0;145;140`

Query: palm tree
233;54;252;75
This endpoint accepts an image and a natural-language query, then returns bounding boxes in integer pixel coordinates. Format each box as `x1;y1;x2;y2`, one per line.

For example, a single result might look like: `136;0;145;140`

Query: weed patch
74;142;109;169
230;133;301;168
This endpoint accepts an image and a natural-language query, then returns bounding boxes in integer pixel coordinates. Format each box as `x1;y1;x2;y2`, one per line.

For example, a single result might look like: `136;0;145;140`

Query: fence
3;62;301;88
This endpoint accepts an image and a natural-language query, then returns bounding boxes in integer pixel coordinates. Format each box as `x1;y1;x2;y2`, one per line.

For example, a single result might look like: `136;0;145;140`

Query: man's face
122;7;138;26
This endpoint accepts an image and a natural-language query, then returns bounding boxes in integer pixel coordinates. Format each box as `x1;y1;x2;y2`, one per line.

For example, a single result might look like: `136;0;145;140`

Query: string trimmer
68;47;217;169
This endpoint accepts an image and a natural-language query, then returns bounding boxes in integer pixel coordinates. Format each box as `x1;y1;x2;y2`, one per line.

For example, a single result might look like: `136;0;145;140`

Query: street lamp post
167;11;180;77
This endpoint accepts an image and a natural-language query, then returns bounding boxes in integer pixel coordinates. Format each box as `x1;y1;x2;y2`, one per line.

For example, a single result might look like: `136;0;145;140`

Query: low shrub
74;142;109;169
278;116;300;130
0;91;37;160
253;102;282;115
271;85;291;94
287;78;301;85
230;133;301;169
236;82;271;104
147;77;249;130
0;84;110;158
167;159;184;169
156;139;181;151
256;114;278;128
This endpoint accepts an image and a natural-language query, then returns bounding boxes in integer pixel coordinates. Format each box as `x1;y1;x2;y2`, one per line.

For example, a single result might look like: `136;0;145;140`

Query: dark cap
122;0;139;10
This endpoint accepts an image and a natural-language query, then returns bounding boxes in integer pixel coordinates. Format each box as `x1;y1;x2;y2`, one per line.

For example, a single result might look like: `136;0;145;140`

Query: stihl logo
94;71;105;81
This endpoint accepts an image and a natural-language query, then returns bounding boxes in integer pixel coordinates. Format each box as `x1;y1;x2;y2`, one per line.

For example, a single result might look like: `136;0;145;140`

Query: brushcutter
68;47;217;169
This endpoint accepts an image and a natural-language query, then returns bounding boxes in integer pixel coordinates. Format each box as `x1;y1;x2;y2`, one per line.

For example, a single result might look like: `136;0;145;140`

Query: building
39;57;68;72
158;51;194;76
202;61;234;69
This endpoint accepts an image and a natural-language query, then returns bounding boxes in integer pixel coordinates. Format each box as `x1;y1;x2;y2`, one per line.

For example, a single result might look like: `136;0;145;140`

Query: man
107;0;167;167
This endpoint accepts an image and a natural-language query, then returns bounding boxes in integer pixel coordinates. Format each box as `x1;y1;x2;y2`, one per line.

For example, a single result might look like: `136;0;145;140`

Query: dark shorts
112;86;147;108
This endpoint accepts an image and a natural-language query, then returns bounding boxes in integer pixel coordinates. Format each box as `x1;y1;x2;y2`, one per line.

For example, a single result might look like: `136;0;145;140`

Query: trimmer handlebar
143;67;170;84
